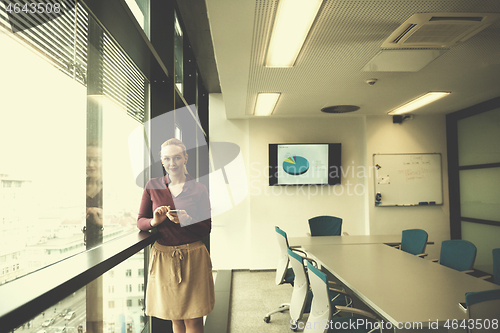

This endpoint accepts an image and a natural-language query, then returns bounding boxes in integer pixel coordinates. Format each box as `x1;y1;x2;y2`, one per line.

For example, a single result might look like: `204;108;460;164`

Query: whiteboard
373;153;443;207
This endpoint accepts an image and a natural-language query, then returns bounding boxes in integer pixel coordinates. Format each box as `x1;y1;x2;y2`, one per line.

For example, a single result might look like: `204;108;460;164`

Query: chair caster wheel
263;316;270;323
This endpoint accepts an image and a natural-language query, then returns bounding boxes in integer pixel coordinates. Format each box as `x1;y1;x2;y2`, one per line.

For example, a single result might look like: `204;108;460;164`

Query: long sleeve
137;186;153;231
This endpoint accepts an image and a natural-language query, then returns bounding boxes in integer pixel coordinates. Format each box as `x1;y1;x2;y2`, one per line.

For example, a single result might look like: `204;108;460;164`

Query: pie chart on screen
283;156;309;175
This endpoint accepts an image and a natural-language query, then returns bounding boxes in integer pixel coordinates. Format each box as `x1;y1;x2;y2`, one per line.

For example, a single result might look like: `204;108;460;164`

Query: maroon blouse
137;174;211;246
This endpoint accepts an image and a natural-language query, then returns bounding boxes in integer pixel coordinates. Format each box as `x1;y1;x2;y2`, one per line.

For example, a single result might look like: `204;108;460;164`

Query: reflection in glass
124;0;150;39
174;10;184;94
457;107;500;166
460;168;500;222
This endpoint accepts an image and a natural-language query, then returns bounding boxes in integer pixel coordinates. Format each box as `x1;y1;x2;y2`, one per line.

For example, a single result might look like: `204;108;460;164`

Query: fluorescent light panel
388;92;451;115
255;93;280;116
265;0;323;67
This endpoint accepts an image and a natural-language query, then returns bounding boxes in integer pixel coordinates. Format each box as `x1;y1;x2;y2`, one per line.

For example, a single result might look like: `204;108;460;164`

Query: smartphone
169;210;179;214
459;302;467;312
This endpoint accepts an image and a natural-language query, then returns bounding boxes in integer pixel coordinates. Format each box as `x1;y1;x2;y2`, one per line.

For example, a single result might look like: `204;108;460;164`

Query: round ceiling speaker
321;105;360;113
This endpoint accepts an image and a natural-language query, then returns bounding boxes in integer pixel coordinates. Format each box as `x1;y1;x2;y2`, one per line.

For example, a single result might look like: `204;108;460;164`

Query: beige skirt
146;241;215;320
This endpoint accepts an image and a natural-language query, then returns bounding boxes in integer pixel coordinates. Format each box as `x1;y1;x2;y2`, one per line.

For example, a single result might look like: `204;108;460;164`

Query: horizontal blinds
0;0;146;122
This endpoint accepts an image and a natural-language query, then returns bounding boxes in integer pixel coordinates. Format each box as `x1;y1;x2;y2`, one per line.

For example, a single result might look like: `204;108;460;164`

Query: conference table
288;235;405;247
293;238;499;331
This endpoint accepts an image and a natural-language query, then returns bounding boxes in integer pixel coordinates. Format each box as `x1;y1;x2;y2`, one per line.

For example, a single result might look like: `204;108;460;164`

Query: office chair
433;240;477;273
465;289;500;333
305;260;381;333
308;216;343;236
264;226;306;323
287;247;352;329
397;229;428;257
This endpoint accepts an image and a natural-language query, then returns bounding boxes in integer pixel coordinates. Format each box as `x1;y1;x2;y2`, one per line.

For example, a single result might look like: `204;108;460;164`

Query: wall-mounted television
269;143;341;186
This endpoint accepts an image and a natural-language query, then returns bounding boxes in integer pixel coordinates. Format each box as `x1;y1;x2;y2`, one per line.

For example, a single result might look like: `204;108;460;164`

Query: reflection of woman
86;143;103;247
137;138;214;333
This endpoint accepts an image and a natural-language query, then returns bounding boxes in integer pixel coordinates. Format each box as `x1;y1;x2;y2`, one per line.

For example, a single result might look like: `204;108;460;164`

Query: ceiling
201;0;500;119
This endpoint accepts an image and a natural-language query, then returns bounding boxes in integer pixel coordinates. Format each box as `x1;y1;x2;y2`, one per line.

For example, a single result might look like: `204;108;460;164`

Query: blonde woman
137;138;214;333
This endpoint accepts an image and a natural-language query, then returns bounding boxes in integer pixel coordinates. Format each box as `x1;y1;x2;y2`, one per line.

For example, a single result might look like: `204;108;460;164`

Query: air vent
321;105;360;114
382;13;500;49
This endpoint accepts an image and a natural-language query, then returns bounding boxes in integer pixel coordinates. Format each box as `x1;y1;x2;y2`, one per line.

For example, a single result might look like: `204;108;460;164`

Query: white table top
302;243;499;327
288;235;404;247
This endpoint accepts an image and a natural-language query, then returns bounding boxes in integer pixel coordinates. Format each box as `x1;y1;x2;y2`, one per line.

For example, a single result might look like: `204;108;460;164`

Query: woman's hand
151;206;169;227
166;208;192;225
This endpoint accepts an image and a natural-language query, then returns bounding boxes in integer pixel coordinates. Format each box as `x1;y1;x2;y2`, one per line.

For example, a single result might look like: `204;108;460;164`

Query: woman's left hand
166;208;191;225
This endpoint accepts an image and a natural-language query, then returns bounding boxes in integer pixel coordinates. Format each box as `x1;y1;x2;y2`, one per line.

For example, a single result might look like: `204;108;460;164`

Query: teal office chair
433;240;477;273
308;216;343;236
305;261;381;333
264;226;306;323
465;289;500;333
287;247;352;329
399;229;428;257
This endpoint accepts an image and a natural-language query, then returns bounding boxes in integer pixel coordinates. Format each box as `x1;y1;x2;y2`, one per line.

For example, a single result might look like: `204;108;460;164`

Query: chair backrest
287;248;310;322
400;229;428;255
493;248;500;285
275;226;292;285
308;216;342;236
304;260;331;333
465;289;500;333
440;240;477;272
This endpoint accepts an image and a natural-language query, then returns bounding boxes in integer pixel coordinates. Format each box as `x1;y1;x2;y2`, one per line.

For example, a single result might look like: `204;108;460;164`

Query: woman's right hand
151;206;169;227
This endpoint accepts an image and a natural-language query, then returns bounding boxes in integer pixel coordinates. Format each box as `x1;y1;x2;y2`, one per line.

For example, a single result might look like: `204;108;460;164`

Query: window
174;10;184;94
126;284;132;292
126;299;132;307
109;301;115;309
138;283;144;292
108;285;114;293
138;268;144;276
126;269;132;277
138;299;144;306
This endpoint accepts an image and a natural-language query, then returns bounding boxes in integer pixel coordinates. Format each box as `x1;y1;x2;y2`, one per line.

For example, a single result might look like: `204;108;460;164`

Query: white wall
365;116;450;258
209;93;450;268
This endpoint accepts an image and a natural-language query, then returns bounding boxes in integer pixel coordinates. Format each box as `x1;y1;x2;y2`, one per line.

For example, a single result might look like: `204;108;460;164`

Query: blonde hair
161;138;188;175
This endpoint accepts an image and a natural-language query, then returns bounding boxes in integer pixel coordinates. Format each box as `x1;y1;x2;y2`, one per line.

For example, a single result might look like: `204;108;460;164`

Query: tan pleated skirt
146;241;215;320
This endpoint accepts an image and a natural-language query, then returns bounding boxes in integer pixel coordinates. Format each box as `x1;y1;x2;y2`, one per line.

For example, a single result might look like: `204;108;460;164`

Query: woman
137;138;214;333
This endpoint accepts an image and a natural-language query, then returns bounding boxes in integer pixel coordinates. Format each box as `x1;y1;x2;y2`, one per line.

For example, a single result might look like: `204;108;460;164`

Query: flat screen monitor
269;143;341;185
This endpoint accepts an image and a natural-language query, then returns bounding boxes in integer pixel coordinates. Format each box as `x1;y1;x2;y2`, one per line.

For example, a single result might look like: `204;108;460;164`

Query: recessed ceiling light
254;93;281;116
265;0;323;67
388;92;451;115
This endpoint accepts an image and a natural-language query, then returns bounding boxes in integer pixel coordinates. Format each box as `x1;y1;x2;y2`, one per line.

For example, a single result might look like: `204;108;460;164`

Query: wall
209;94;450;268
366;115;450;258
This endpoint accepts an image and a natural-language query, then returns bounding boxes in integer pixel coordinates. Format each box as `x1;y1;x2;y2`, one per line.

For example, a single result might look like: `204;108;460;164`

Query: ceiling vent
321;105;360;114
381;13;500;49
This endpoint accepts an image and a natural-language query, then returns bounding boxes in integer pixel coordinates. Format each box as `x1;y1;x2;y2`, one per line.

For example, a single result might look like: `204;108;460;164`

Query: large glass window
0;28;87;284
0;2;147;285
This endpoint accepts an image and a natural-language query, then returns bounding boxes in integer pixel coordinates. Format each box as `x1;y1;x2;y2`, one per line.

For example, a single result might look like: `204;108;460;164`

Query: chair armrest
328;281;342;287
416;253;428;258
392;245;401;249
302;257;318;267
334;306;377;320
329;287;350;297
291;248;307;256
431;259;438;263
478;275;492;280
306;232;311;237
462;270;474;274
342;232;349;236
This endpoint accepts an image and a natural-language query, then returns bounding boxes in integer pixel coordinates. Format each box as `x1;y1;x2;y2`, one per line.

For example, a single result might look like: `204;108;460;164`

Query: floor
229;270;296;333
